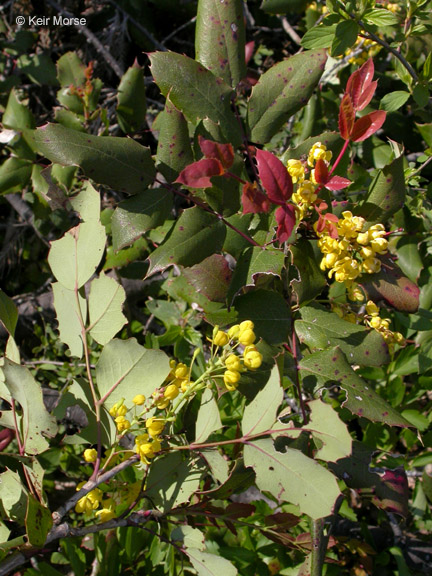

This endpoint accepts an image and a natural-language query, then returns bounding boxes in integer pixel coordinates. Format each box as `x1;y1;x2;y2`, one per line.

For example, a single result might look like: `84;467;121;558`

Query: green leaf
242;365;283;436
32;123;155;194
196;0;246;88
363;7;399;26
2;89;35;131
147;207;226;277
301;23;337;50
96;338;170;407
296;303;389;366
201;450;230;485
195;388;223;443
357;155;405;225
149;52;240;146
56;51;86;87
155;97;194;182
0;469;28;523
413;83;430;109
299;347;411;426
183;255;232;303
1;360;58;454
261;0;309;14
111;188;172;251
244;438;341;518
25;495;52;547
69;181;101;223
0;289;18;336
379;91;410;112
186;549;238;576
331;20;359;58
48;221;106;290
234;289;291;345
145;452;205;512
247;49;327;144
0;157;32;195
290;238;326;306
52;283;87;358
171;525;205;551
88;273;127;345
117;63;147;133
395;237;423;282
299;400;352;462
17;52;58;86
228;246;285;304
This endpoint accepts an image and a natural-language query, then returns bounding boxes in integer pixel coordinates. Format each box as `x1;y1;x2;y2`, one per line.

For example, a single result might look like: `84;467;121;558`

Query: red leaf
350;110;386;142
313;158;329;184
175;158;224;188
245;41;255;65
346;58;375;111
242;181;271;214
198;136;234;169
338;94;355;140
275;204;296;243
324;175;351;191
256;149;293;205
357;80;377;111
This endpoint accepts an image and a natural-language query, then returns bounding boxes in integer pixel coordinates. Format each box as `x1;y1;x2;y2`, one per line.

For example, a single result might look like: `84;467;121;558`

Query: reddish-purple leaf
198;136;234;169
313;158;329;184
175;158;224;188
255;149;293;205
350;110;386;142
245;41;255;65
357;80;377;111
325;175;351;191
242;181;271;214
275;204;296;243
346;58;375;110
338;94;355;140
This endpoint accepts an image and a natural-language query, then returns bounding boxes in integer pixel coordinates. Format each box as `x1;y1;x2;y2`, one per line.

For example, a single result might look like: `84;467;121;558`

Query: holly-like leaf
52;282;87;358
244;438;341;519
195;388;222;444
116;62;147;133
175;158;225;188
1;360;58;454
96;338;170;408
299;347;411;426
147;207;226;277
32;124;155;194
306;400;352;462
241;182;271;214
156;97;194;182
0;157;32;195
199;136;234;169
25;495;52;548
256;149;293;204
149;52;240;146
88;273;127;345
350;110;387;142
195;0;246;89
0;290;18;337
338;94;355;140
359;255;420;313
111;188;172;251
183;255;232;303
346;58;376;111
275;204;296;243
290;238;326;306
242;365;283;437
296;303;389;366
247;50;327;144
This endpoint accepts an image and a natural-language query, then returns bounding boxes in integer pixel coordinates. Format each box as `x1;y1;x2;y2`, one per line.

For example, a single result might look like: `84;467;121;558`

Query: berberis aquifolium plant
0;0;432;575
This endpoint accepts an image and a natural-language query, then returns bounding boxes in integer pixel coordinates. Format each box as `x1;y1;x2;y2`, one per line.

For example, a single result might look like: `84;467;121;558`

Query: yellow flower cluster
75;481;103;514
318;212;388;284
134;416;164;464
287;142;332;220
109;400;131;433
213;321;263;392
152;360;191;409
365;300;405;346
346;38;382;66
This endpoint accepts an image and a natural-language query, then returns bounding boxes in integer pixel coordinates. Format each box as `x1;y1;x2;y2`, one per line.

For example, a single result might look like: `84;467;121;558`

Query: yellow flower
286;159;305;183
213;330;229;347
75;482;103;514
109;401;127;418
307;142;332;167
115;415;131;433
164;383;180;400
369;316;382;329
239;320;254;332
365;300;379;317
225;354;242;371
83;448;98;463
228;324;240;339
136;435;161;464
362;257;381;274
174;363;188;379
243;347;263;370
146;417;165;438
95;499;115;523
238;329;256;346
133;394;146;406
223;370;241;391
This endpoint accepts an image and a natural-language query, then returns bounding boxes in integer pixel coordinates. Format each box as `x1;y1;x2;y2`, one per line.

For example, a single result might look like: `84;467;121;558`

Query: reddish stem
329;139;350;177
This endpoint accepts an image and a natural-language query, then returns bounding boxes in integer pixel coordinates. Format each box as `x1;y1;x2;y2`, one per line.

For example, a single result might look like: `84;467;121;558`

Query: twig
310;518;326;576
280;16;302;46
45;0;124;79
